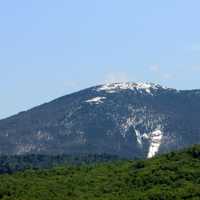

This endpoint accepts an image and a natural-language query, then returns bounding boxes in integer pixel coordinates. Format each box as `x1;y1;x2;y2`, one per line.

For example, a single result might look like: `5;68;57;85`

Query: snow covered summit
96;82;167;94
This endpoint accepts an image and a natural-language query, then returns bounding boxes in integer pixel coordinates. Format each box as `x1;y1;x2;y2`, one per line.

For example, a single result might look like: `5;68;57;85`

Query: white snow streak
85;97;106;104
147;130;163;158
135;129;142;145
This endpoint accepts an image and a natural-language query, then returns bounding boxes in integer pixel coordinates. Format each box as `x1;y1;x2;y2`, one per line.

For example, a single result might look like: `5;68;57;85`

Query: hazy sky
1;0;200;119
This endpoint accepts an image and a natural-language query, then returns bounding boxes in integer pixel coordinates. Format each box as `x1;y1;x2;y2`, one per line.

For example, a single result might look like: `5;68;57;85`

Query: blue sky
1;0;200;119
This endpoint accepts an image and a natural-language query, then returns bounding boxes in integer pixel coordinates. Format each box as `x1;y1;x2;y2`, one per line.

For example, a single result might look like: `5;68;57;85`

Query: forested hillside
0;154;119;174
0;145;199;200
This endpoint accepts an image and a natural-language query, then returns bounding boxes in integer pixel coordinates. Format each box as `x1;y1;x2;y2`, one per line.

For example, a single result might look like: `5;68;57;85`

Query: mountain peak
96;82;167;94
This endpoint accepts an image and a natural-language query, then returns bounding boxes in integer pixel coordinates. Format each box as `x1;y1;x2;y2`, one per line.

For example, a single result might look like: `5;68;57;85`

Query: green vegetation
0;145;200;200
0;154;120;174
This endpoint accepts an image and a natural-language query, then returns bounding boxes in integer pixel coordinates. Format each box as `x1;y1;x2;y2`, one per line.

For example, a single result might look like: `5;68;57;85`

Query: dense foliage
0;145;200;200
0;154;120;174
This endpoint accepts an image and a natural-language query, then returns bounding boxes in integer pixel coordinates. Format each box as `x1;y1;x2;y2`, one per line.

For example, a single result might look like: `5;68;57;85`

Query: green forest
0;154;120;174
0;145;200;200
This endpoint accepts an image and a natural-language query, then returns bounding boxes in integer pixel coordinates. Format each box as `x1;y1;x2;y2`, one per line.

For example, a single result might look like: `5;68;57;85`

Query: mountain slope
0;145;199;200
0;82;200;158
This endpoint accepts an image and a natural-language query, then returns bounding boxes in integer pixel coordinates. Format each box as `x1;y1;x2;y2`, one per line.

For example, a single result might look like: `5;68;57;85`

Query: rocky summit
0;82;200;158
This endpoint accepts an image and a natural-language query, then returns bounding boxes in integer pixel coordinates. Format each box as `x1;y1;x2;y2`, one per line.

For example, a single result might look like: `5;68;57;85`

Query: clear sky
1;0;200;119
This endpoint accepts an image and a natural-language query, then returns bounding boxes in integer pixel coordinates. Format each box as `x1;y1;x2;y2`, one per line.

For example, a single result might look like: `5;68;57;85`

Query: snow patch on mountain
85;97;106;104
97;82;164;94
147;130;163;158
121;117;136;135
16;144;36;155
36;130;53;141
135;129;142;145
142;133;149;139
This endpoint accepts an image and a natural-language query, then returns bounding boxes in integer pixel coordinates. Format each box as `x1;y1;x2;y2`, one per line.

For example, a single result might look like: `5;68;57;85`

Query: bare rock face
0;82;200;158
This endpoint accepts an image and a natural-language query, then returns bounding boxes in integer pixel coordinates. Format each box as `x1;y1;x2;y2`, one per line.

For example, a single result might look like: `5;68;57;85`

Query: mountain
0;145;199;200
0;82;200;158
